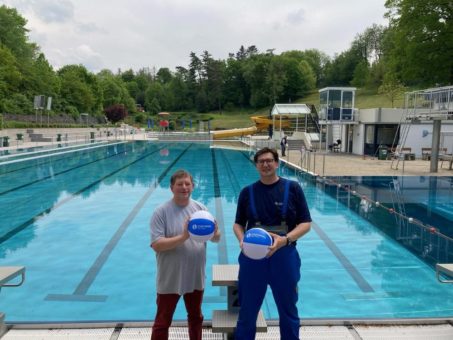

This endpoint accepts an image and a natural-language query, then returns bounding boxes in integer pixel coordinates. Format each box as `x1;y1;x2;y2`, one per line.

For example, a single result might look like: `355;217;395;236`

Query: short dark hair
170;169;193;186
254;147;279;163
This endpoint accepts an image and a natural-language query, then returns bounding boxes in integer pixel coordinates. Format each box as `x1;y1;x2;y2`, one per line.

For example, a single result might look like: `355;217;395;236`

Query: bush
65;106;79;121
105;104;128;123
1;94;33;114
134;112;146;124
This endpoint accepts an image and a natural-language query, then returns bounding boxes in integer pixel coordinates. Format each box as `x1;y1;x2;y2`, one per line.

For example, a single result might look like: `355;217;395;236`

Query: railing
315;176;453;266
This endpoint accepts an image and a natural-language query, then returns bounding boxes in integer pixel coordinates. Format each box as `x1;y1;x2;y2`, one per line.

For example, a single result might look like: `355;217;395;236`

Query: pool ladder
389;179;410;240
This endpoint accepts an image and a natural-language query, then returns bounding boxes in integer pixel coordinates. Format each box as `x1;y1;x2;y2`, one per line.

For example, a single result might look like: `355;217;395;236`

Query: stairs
27;129;53;142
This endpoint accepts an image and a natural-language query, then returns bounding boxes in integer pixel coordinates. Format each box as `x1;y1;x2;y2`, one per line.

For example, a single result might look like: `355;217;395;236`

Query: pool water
1;141;453;323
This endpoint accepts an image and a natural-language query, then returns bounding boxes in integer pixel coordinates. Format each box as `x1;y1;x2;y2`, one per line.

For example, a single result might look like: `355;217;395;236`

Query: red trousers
151;289;204;340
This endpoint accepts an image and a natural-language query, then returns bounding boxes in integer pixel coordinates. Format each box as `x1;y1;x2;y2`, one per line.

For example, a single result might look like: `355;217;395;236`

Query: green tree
148;98;161;115
351;60;370;87
201;51;225;111
0;46;21;99
266;56;286;104
97;69;135;113
378;74;406;107
243;54;271;108
2;93;33;114
24;53;60;100
156;67;173;84
385;0;453;85
224;56;248;108
0;5;37;61
58;64;101;115
282;49;329;87
144;82;164;112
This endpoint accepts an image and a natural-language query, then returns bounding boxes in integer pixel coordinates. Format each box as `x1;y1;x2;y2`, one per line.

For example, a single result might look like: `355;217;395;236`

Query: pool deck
281;149;453;177
2;136;453;339
3;322;453;339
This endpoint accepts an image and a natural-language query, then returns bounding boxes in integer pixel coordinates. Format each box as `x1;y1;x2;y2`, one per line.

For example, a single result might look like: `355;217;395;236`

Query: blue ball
188;210;215;242
242;228;273;260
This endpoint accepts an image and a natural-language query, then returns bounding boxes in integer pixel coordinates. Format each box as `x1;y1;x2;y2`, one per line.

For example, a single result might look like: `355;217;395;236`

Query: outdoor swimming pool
1;141;453;323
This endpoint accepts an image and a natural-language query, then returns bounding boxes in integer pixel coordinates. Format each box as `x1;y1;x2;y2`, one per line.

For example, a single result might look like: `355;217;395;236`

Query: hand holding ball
242;228;273;260
188;210;215;242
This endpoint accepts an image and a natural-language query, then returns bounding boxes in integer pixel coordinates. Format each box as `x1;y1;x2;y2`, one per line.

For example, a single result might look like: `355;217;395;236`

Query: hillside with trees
0;0;451;126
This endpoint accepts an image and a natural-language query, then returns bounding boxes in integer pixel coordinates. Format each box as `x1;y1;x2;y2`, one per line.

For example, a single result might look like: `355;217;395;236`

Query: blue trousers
235;245;301;339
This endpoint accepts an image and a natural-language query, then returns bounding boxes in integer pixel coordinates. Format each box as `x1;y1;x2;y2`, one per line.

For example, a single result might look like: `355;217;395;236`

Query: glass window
328;90;342;108
365;125;375;144
320;91;328;106
343;91;353;108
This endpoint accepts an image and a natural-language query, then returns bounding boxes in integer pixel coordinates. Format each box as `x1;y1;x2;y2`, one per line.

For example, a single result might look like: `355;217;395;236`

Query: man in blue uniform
233;147;312;339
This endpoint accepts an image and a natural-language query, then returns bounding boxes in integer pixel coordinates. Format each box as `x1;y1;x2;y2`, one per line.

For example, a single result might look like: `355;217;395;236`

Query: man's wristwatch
286;235;293;246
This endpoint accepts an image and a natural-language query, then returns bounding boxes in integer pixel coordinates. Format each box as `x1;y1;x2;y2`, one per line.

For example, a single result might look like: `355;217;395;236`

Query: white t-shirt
150;199;207;295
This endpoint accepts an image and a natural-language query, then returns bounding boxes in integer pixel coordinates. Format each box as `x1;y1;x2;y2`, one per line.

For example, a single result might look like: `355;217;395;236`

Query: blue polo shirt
235;177;311;232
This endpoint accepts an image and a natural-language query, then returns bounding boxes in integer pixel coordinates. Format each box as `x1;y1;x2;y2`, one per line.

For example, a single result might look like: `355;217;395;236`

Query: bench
421;147;448;160
436;264;453;283
211;264;267;339
391;147;415;160
439;154;453;170
0;266;26;337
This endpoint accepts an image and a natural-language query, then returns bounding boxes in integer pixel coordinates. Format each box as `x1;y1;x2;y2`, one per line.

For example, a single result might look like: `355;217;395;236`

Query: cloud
287;8;305;25
32;0;74;23
52;44;104;71
3;0;74;23
75;22;106;34
4;0;388;72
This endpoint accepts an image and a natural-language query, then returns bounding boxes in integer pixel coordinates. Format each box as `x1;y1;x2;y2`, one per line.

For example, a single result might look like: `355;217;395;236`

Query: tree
97;70;136;113
148;98;161;115
0;46;21;98
57;65;101;115
378;74;406;107
201;51;225;111
144;82;165;112
156;68;173;84
0;5;37;61
224;56;248;108
104;104;128;123
243;54;271;108
324;47;364;86
282;49;329;87
351;60;370;87
266;57;286;104
384;0;453;85
352;24;386;64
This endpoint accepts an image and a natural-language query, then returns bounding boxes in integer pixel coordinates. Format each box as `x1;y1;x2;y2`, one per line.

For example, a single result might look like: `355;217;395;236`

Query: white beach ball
188;210;215;242
242;228;273;260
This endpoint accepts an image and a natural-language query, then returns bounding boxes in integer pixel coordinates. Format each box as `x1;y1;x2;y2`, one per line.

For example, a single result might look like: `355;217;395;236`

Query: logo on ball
242;227;273;260
188;210;215;242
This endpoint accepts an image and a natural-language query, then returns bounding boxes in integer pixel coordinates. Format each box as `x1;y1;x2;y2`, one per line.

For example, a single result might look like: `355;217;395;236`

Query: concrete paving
282;150;453;177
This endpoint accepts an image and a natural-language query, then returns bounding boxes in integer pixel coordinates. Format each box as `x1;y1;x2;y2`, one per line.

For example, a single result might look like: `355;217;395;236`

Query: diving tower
318;87;358;152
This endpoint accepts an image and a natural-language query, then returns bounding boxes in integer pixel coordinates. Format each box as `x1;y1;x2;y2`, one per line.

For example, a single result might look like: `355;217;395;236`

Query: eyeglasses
257;158;275;165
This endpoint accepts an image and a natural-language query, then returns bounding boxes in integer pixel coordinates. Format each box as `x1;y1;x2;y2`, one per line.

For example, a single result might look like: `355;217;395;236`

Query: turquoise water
1;141;453;323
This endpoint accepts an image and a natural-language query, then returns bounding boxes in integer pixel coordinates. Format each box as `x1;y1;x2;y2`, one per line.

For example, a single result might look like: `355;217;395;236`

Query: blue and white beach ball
188;210;216;242
242;228;273;260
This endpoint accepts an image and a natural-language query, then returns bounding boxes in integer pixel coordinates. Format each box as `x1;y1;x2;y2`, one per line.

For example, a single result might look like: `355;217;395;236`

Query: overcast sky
3;0;388;73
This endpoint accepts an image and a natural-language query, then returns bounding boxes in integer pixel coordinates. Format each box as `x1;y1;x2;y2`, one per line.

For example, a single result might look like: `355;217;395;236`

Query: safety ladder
390;98;417;170
389;178;409;240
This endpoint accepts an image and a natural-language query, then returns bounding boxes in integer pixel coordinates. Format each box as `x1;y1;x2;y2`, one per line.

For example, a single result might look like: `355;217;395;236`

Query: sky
2;0;389;73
